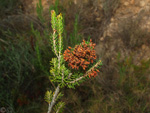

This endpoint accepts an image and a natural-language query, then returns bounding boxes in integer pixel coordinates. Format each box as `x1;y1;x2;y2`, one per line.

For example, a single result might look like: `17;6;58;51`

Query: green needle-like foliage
54;101;65;113
45;91;53;104
45;10;102;113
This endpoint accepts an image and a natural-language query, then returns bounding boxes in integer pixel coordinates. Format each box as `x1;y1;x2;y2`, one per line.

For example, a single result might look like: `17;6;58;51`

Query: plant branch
47;85;60;113
69;60;102;84
53;29;59;58
62;69;64;83
68;73;72;79
0;38;8;45
58;34;62;70
56;103;63;113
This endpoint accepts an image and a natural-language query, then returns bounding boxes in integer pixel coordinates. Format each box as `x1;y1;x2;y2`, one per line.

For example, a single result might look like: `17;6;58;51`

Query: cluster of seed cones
63;39;100;77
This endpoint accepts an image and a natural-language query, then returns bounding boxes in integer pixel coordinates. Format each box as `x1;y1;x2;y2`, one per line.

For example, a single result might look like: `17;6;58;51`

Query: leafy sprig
45;10;102;113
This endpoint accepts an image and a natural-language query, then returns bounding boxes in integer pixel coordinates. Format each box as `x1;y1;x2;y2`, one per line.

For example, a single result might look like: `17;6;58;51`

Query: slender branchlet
45;10;102;113
47;86;60;113
69;60;102;84
51;10;59;58
57;14;63;71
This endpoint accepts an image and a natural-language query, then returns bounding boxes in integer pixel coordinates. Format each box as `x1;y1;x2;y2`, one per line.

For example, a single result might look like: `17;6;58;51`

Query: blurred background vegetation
0;0;150;113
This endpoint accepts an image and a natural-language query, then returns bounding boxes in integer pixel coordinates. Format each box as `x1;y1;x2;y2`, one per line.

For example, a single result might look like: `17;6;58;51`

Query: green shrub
0;34;45;112
44;10;102;113
0;0;21;18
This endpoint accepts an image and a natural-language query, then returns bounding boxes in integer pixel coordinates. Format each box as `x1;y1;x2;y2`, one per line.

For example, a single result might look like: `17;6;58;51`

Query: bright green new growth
49;10;85;88
45;90;53;104
45;10;102;113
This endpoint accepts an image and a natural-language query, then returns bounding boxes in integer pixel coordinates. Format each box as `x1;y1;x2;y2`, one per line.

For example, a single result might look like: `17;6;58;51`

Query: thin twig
56;103;63;113
62;69;64;83
52;72;55;77
58;34;62;70
69;60;102;84
53;29;59;58
68;73;72;79
47;85;60;113
0;38;8;45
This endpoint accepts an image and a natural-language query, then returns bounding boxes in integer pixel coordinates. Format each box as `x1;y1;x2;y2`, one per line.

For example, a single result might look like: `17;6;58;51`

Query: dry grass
102;0;120;18
63;55;150;113
114;14;150;50
1;0;150;113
